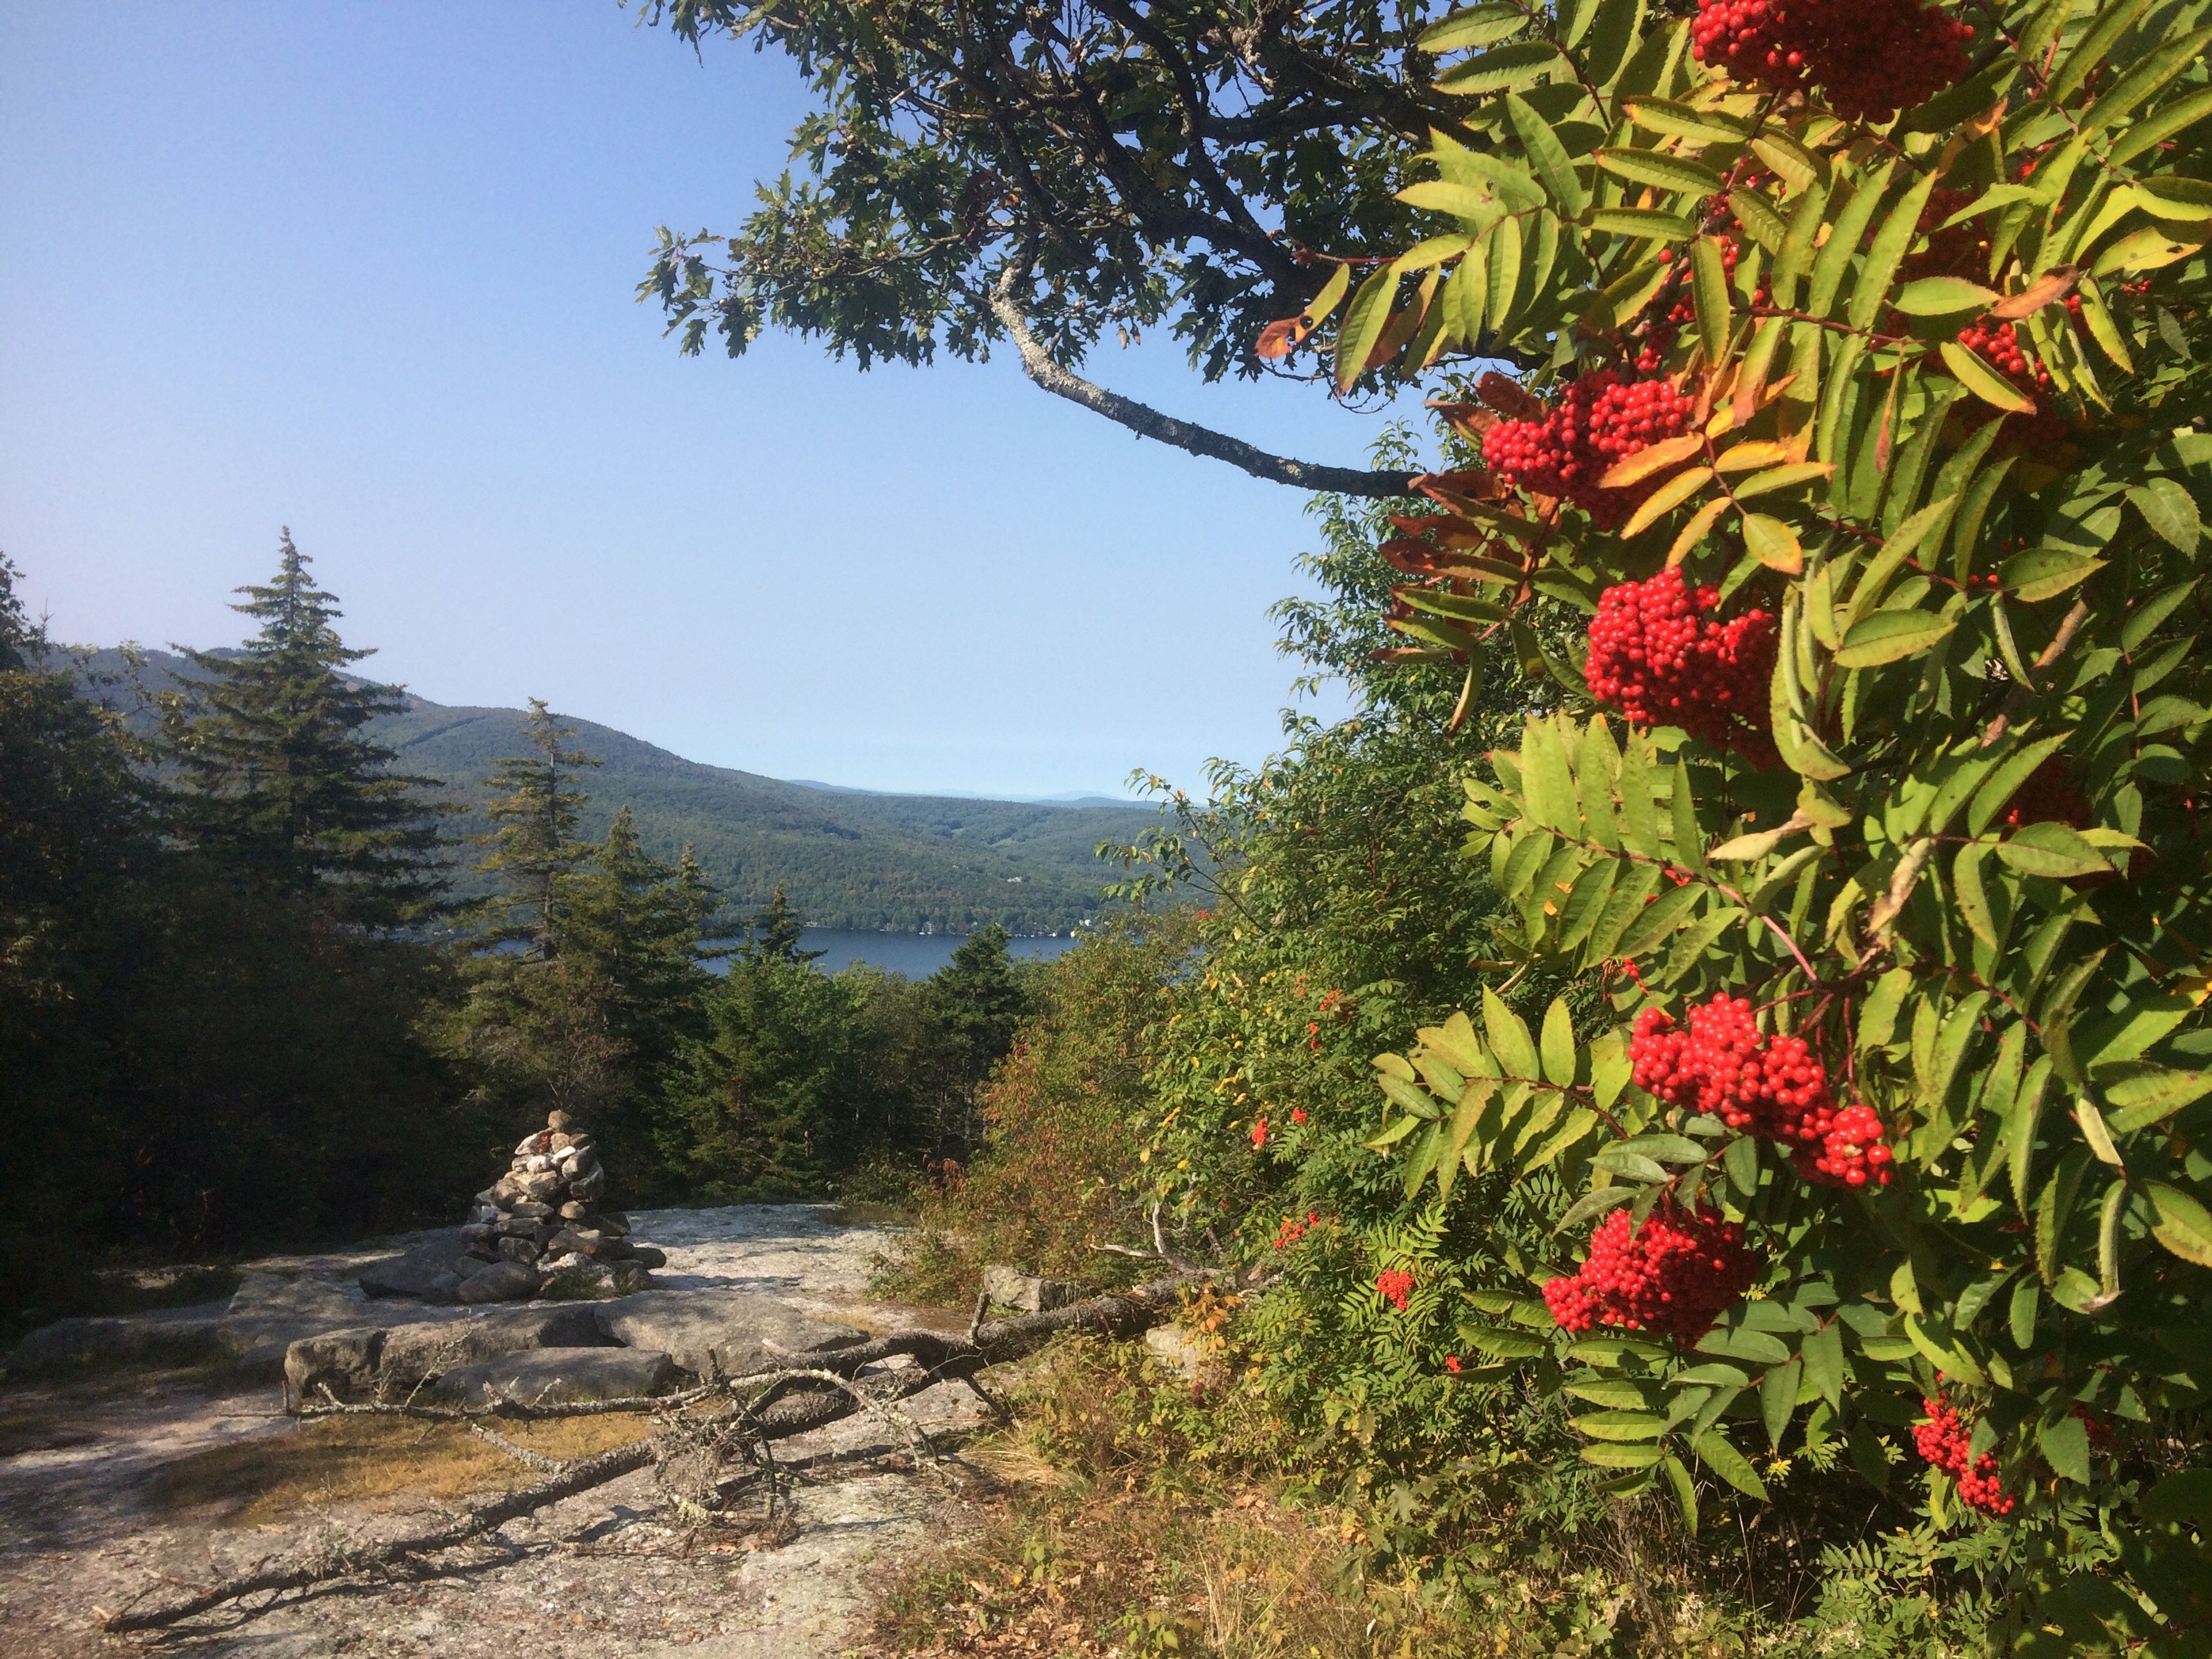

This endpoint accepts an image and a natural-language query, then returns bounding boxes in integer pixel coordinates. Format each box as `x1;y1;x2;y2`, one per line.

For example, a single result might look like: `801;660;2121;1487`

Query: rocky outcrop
980;1264;1088;1314
592;1289;866;1381
426;1347;676;1406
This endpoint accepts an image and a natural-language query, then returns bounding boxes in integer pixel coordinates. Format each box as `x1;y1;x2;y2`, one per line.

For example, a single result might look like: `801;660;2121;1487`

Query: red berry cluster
1482;370;1695;525
1952;314;2078;448
1913;1393;2017;1516
1250;1118;1268;1149
1376;1267;1415;1310
1691;0;1973;123
1632;995;1896;1188
1271;1210;1321;1249
1585;569;1779;762
1543;1206;1757;1343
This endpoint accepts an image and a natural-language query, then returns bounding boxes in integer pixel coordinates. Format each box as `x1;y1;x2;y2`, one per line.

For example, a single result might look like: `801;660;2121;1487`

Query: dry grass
147;1412;657;1527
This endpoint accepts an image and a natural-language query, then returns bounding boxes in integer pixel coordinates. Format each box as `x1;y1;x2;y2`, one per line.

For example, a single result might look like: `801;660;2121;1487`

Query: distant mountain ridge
73;649;1162;934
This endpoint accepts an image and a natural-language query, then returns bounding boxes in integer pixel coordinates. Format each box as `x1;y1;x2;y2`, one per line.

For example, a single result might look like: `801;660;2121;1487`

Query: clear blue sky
1;2;1426;797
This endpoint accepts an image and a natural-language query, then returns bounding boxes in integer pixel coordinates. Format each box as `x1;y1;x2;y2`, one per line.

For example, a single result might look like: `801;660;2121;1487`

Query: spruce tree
741;882;823;964
471;699;600;959
165;530;448;926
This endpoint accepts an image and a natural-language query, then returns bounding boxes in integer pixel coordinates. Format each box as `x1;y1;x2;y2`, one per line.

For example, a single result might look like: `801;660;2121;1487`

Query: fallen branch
108;1275;1203;1634
99;1435;660;1633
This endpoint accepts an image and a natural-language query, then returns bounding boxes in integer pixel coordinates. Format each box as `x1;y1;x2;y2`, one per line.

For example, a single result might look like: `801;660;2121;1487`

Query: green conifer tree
741;882;823;964
164;531;449;925
471;699;601;959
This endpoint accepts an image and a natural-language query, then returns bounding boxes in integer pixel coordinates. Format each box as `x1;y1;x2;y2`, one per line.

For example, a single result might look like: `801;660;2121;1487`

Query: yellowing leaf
1941;340;2038;414
1620;466;1715;537
1741;513;1803;573
1666;496;1730;567
1599;432;1704;488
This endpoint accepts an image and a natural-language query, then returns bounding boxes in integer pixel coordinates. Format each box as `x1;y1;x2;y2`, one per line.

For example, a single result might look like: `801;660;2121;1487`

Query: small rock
506;1199;556;1219
521;1153;553;1174
514;1170;564;1202
460;1224;495;1243
284;1328;385;1402
458;1262;541;1304
596;1211;631;1237
497;1236;540;1265
1143;1323;1207;1383
626;1245;666;1270
425;1271;464;1302
559;1200;591;1221
981;1264;1086;1314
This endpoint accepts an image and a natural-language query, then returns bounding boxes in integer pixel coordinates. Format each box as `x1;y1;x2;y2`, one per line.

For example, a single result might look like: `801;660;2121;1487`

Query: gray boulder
377;1302;608;1387
982;1264;1087;1314
428;1346;676;1406
283;1327;386;1402
5;1302;229;1377
355;1228;472;1300
592;1289;865;1380
458;1262;541;1304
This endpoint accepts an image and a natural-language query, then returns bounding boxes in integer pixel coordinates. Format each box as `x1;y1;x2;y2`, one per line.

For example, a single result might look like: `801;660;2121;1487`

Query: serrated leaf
1692;234;1732;362
1568;1379;1657;1408
1623;96;1749;144
2039;1412;2091;1485
1741;512;1803;573
1335;267;1401;392
1555;1184;1638;1232
1418;3;1526;52
2092;226;2204;278
1698;1325;1790;1365
1894;276;2001;315
1435;39;1565;93
1620;465;1715;537
1996;822;2110;880
2129;478;2202;552
1540;997;1577;1086
1591;1147;1671;1183
2145;1180;2212;1266
1463;1321;1552;1357
1616;1133;1711;1165
1691;1430;1768;1498
1732;461;1832;500
1855;171;1938;334
1941;340;2039;414
1801;1323;1843;1407
1594;147;1725;196
1573;1410;1667;1441
2000;546;2107;602
1953;842;1998;948
1586;207;1698;242
1835;608;1957;668
1599;431;1705;488
2103;1065;2212;1132
1761;1359;1802;1450
1484;984;1540;1080
1508;93;1585;218
1580;1441;1664;1468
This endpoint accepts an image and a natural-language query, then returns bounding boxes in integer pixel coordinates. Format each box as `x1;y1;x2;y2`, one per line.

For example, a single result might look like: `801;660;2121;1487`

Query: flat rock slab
355;1226;472;1299
2;1300;231;1377
286;1302;616;1400
221;1272;464;1378
427;1346;677;1406
594;1289;866;1380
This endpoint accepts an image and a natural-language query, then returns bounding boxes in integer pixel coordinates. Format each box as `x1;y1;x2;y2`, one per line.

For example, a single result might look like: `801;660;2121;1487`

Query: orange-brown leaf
1475;371;1544;422
1255;316;1310;360
1599;432;1705;489
1991;266;2081;320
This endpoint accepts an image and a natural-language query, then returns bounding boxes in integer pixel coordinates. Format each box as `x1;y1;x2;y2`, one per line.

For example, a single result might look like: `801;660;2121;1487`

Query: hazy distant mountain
71;649;1162;934
787;780;1145;808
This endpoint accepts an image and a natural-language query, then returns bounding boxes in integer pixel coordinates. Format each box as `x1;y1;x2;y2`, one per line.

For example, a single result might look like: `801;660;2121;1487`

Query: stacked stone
458;1111;666;1302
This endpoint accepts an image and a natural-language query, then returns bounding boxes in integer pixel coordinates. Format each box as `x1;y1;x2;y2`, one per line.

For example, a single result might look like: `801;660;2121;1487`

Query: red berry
1585;569;1778;763
1630;995;1896;1190
1691;0;1971;123
1482;370;1696;525
1377;1267;1415;1310
1913;1392;2017;1516
1543;1205;1756;1344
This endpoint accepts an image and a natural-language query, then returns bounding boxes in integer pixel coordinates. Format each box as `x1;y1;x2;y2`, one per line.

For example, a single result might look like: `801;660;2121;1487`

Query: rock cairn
457;1112;666;1304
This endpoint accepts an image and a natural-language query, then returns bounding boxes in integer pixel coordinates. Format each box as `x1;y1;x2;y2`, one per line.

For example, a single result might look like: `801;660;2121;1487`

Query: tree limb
986;278;1415;498
108;1275;1207;1635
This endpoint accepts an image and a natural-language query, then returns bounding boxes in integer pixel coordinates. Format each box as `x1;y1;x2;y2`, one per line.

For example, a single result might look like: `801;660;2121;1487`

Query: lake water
790;929;1084;976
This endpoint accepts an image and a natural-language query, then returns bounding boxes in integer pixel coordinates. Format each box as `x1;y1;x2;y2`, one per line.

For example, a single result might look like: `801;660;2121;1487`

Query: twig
466;1422;570;1475
1981;596;2093;747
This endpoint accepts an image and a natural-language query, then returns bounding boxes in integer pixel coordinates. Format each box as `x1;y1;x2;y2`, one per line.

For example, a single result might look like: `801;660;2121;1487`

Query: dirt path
0;1206;976;1659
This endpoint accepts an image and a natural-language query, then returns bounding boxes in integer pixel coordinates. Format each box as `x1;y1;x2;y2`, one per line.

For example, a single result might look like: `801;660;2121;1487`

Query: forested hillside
81;649;1157;933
